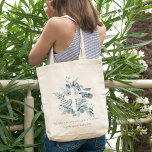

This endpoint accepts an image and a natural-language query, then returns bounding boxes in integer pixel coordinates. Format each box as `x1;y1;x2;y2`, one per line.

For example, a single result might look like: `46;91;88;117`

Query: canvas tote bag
36;16;108;142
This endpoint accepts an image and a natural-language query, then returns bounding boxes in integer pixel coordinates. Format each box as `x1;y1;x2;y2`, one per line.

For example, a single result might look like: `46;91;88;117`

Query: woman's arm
29;18;58;66
29;0;57;66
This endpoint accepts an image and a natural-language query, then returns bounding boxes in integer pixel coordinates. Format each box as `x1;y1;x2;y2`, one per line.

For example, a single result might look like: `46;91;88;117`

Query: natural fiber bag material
36;20;108;142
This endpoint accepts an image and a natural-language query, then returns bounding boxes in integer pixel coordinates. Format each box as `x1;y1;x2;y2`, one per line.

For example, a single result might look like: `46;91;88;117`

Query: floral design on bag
53;76;94;117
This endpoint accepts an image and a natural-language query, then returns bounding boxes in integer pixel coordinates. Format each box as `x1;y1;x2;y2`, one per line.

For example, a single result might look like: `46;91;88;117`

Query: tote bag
36;17;108;142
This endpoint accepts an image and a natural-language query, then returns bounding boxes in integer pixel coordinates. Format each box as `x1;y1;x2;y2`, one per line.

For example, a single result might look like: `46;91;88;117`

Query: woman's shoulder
47;16;69;24
97;24;106;37
47;17;75;30
46;16;76;38
97;24;106;47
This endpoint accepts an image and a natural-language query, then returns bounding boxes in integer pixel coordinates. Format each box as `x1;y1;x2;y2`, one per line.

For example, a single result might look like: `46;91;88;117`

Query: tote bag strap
50;15;86;64
61;15;76;22
61;15;86;60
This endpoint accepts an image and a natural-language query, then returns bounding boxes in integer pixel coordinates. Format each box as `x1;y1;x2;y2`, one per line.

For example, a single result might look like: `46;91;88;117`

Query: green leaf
96;0;103;12
137;4;152;12
0;115;17;120
136;0;143;5
20;0;29;8
129;134;140;142
18;38;30;57
0;144;10;151
5;96;14;119
14;127;31;145
6;83;34;94
0;101;11;110
0;120;12;144
16;143;39;148
124;5;137;11
127;136;134;152
105;35;115;40
105;64;124;79
9;10;44;20
31;111;43;126
122;40;152;50
0;0;5;14
110;116;117;139
18;25;41;34
12;99;38;112
107;97;127;121
29;0;35;7
133;14;152;21
34;126;44;138
127;32;148;38
0;61;6;73
126;21;135;33
116;136;121;152
113;73;139;79
0;127;8;145
114;79;134;87
4;82;18;91
5;2;20;11
0;120;13;147
102;10;117;17
116;87;141;98
105;33;120;48
6;75;21;89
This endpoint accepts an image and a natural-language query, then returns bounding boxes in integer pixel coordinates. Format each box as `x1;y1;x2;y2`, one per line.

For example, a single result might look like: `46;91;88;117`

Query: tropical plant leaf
121;40;152;50
31;111;43;126
116;136;121;152
6;75;21;89
110;116;118;139
5;96;14;119
13;127;31;145
0;0;5;14
6;83;34;94
107;97;128;121
18;38;30;57
0;144;10;151
127;32;148;38
12;99;38;112
0;115;17;120
0;127;8;145
16;143;39;148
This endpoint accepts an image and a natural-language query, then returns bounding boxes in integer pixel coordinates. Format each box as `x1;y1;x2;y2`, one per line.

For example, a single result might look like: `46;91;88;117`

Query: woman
29;0;106;151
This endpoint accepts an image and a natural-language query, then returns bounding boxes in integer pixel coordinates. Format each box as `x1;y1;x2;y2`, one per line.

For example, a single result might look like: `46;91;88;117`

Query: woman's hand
45;0;56;19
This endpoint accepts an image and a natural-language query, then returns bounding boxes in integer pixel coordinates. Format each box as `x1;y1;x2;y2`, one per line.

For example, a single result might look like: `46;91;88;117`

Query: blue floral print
53;76;94;117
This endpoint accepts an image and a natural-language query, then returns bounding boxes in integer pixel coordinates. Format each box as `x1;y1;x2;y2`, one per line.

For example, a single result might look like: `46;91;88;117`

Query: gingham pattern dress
47;25;101;64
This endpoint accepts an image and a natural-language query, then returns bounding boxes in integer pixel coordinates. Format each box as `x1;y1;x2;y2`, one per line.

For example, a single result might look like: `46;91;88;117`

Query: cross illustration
65;88;81;112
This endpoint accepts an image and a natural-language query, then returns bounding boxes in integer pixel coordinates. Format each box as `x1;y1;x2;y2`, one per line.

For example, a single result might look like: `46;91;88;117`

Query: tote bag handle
49;15;86;64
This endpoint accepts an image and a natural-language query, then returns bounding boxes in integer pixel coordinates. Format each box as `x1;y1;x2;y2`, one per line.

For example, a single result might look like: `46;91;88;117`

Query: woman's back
47;16;105;64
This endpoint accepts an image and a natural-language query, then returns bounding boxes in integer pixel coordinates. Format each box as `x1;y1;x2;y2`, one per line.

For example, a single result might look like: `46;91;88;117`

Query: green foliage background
0;0;152;151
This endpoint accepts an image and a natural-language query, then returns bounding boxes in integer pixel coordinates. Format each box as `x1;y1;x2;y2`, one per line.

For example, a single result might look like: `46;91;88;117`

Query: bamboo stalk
0;79;38;90
7;118;152;131
24;89;34;152
105;79;152;88
7;124;24;131
117;118;152;125
1;79;152;89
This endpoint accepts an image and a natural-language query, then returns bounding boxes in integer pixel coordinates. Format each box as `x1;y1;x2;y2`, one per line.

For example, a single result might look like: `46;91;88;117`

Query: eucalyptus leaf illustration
83;88;91;91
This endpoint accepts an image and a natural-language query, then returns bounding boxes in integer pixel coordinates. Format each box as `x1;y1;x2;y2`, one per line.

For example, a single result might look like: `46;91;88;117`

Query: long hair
52;0;103;33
